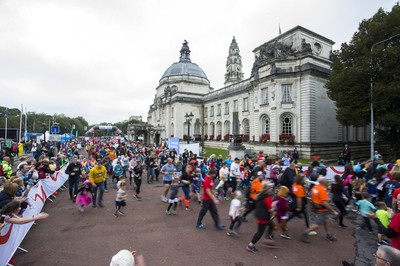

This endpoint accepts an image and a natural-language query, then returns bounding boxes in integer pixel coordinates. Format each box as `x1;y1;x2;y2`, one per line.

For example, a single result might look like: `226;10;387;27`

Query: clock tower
224;36;244;86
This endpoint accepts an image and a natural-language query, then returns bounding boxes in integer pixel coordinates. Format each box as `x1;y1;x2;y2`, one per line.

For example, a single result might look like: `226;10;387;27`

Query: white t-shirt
116;188;126;202
229;198;241;217
231;162;241;177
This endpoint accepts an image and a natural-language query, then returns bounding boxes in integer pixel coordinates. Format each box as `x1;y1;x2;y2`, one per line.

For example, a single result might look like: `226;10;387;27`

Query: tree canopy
326;4;400;155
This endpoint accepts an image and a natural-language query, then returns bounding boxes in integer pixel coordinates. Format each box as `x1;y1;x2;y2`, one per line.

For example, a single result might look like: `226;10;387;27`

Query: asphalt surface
8;155;381;266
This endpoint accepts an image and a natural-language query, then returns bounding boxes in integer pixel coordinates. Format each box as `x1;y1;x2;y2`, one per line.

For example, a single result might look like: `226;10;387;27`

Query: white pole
5;108;8;140
19;104;23;142
24;107;28;136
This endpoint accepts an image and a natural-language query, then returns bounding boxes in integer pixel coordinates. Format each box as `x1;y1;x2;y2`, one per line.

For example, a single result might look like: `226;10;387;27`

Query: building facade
145;26;370;158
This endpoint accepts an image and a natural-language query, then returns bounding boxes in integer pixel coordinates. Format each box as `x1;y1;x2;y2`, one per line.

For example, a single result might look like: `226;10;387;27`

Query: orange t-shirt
292;184;306;198
311;184;329;212
109;151;116;161
250;178;262;200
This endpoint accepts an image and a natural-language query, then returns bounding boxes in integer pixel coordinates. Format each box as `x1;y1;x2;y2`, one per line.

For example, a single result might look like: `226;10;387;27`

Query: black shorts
115;200;126;207
163;180;172;185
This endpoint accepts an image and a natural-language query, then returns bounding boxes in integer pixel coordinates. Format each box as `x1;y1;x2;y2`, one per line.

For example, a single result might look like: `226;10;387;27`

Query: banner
0;168;68;266
168;137;180;154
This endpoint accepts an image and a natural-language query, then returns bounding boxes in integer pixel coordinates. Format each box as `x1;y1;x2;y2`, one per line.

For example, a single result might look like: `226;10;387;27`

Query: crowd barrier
269;165;345;181
0;167;68;266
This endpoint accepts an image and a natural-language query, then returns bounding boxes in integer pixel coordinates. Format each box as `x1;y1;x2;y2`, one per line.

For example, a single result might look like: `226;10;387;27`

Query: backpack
12;143;18;153
310;166;321;181
37;165;47;179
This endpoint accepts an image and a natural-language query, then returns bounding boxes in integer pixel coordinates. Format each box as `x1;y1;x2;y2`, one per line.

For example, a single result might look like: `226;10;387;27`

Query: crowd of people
2;138;400;265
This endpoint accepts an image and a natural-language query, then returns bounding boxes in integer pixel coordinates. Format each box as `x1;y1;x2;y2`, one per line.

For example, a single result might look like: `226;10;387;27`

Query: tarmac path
12;173;359;266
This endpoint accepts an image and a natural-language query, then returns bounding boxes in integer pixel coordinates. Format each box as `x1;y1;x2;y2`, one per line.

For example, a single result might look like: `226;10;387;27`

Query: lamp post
184;112;194;144
370;33;400;160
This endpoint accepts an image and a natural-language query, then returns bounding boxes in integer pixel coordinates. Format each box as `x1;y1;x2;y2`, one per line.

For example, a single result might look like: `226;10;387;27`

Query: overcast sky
0;0;396;125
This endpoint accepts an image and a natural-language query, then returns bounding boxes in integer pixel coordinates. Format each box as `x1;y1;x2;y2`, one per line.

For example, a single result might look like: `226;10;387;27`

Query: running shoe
381;239;390;245
79;206;84;213
299;231;311;243
196;224;206;229
280;233;291;240
171;210;178;215
166;210;171;215
92;204;97;208
338;224;347;228
104;190;109;193
136;195;142;201
227;230;238;237
118;210;125;216
245;245;259;253
161;195;166;202
216;224;226;230
114;213;118;218
268;234;274;240
185;207;193;211
308;231;317;236
326;234;338;241
99;203;104;207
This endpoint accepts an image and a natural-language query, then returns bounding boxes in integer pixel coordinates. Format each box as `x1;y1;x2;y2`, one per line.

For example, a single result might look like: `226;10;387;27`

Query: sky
0;0;396;125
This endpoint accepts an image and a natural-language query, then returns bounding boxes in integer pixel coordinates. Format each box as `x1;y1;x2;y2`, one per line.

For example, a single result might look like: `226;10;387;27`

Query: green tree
326;5;400;158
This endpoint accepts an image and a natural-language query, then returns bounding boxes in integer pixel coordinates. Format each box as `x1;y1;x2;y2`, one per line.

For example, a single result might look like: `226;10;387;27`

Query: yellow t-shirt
89;165;107;184
376;209;390;227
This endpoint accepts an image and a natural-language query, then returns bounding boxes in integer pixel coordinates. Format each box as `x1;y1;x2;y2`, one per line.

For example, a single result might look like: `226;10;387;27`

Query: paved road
12;178;361;266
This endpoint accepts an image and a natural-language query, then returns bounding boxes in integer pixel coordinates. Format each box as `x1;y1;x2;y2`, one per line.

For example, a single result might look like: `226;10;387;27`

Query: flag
279;23;282;35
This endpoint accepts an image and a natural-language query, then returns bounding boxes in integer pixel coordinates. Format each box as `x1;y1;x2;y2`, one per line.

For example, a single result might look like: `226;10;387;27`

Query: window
204;107;208;118
281;84;292;103
171;107;174;118
242;119;250;135
281;113;293;134
194;120;201;135
210;106;214;117
243;97;249;111
224;120;231;135
217;104;221;116
261;115;270;134
261;88;268;105
224;102;229;114
233;100;238;112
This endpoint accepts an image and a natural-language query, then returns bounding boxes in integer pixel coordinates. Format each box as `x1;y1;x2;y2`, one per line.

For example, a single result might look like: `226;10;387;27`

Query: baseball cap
110;249;134;266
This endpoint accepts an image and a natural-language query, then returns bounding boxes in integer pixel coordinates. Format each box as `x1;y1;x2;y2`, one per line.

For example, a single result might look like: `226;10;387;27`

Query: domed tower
148;40;210;143
224;36;244;86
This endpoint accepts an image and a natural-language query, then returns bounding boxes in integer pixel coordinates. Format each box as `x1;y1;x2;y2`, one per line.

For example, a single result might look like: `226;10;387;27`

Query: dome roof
161;61;209;81
160;40;209;83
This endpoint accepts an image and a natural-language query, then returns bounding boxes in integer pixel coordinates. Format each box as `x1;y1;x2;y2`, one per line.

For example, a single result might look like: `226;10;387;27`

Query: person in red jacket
245;181;275;253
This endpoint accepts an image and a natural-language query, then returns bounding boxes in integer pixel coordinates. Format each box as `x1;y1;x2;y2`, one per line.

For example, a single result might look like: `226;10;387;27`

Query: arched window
260;115;270;134
194;119;201;135
216;121;222;136
224;121;231;135
170;123;174;136
204;123;208;136
281;113;293;134
210;122;215;136
242;119;250;135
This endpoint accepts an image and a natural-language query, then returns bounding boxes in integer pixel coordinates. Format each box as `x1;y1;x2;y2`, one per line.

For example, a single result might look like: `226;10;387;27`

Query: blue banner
168;137;180;154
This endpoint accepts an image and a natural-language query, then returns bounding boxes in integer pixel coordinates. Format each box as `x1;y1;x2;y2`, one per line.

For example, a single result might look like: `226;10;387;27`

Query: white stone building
145;26;370;158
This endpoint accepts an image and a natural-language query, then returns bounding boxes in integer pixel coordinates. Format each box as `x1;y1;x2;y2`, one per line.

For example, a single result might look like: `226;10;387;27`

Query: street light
370;33;400;160
184;112;194;144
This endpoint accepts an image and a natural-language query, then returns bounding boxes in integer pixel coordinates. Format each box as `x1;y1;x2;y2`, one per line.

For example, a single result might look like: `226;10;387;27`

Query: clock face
236;66;241;72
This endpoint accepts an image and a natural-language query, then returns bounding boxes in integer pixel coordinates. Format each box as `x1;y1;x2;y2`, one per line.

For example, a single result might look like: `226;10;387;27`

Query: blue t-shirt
383;181;400;208
161;163;175;182
355;199;376;217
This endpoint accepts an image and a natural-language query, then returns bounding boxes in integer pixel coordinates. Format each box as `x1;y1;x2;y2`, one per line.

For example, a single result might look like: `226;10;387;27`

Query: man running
160;158;175;202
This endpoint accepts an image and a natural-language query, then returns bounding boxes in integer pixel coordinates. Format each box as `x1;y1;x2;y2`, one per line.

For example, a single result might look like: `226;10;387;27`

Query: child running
192;168;203;205
75;180;93;212
355;192;376;233
227;191;243;237
114;180;127;217
276;186;291;240
375;201;392;245
166;177;182;215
